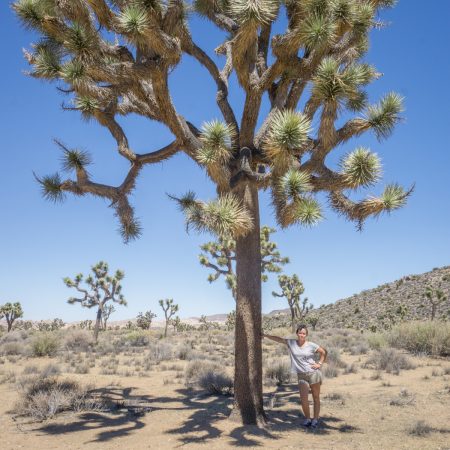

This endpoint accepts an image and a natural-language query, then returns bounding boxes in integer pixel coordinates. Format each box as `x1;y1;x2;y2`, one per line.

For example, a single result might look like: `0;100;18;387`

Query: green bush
264;358;291;386
386;321;450;357
31;333;59;357
367;333;388;350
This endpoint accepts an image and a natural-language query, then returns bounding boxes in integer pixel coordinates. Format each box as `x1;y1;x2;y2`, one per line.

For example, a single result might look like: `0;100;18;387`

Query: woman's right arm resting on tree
262;333;287;345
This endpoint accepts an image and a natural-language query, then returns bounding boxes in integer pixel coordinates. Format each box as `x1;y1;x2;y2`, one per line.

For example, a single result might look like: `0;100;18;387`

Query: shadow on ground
31;383;363;446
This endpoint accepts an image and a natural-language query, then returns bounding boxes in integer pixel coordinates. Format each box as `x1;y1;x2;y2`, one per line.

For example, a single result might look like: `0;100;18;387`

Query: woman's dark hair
296;324;309;335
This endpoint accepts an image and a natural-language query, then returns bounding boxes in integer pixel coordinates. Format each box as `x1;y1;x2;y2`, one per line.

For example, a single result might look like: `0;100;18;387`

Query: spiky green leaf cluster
297;14;337;51
312;57;376;105
292;198;323;226
66;22;94;55
33;45;61;78
366;92;404;140
340;147;381;187
119;217;142;243
118;5;149;37
61;148;92;172
331;0;357;26
277;169;313;199
380;183;408;211
264;110;311;162
229;0;279;25
74;96;100;120
174;192;252;238
197;120;234;166
36;173;65;203
60;60;85;83
13;0;55;29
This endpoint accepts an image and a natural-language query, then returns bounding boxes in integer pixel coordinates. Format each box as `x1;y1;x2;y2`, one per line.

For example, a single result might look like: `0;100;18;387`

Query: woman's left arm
311;346;327;370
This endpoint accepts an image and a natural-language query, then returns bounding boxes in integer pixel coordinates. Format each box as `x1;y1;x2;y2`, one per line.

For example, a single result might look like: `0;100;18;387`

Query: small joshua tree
64;261;127;342
424;288;447;321
272;274;312;332
171;316;181;332
136;310;157;330
159;298;178;337
0;302;24;332
200;226;288;300
102;304;115;330
307;315;319;331
226;310;236;331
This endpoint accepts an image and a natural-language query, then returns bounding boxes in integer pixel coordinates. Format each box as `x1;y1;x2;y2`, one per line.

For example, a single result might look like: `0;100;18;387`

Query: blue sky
1;1;449;323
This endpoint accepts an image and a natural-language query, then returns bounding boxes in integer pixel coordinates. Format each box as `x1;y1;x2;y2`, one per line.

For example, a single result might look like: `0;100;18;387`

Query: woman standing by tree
262;324;327;428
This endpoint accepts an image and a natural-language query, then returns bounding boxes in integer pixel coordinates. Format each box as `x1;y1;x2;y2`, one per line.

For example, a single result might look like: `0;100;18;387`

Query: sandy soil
1;354;449;450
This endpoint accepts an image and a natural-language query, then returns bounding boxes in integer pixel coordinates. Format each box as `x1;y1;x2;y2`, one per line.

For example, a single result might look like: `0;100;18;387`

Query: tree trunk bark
94;307;102;343
229;182;267;426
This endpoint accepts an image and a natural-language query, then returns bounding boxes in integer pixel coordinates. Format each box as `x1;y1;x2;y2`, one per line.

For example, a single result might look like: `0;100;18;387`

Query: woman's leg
299;382;310;418
310;383;321;420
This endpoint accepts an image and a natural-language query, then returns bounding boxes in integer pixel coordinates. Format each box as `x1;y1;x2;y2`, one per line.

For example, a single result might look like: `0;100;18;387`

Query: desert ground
0;326;449;450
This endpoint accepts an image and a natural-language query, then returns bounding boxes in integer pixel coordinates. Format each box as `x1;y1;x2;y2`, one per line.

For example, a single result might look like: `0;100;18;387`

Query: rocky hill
297;266;450;330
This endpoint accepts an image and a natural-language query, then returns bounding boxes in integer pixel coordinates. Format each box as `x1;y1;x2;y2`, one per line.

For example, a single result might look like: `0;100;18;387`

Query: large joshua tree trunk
93;306;103;343
230;183;266;425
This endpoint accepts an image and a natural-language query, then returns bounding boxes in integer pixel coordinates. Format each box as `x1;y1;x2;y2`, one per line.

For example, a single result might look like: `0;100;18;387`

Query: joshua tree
226;310;236;331
159;298;178;337
136;310;157;330
14;0;411;424
171;315;181;332
272;274;312;332
64;261;126;342
306;315;319;331
0;302;24;332
424;288;447;321
101;304;115;330
200;226;289;300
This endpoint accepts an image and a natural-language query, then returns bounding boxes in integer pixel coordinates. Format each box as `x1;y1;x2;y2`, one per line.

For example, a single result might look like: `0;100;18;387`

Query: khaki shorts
297;370;322;386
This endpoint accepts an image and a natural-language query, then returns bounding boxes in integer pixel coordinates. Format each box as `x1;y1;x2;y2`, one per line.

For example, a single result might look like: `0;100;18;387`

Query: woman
262;324;327;428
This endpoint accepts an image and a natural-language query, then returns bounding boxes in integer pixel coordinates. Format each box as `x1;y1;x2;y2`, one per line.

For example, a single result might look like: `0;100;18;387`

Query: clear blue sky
1;1;449;323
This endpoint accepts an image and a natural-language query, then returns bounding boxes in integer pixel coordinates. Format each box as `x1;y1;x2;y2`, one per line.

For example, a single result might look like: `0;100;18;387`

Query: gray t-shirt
286;339;320;374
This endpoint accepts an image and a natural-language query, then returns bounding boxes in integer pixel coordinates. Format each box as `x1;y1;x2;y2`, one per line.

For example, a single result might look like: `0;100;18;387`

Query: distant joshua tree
171;316;181;332
272;274;313;332
101;304;115;330
424;288;447;321
0;302;24;332
200;226;289;300
64;261;126;342
226;310;236;331
14;0;411;425
159;299;178;337
136;310;157;330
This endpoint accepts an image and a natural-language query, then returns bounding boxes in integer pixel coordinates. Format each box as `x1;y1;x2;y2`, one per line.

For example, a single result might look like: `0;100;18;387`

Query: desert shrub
386;321;450;357
175;343;192;360
349;343;369;355
344;363;358;374
0;330;28;344
326;347;346;368
40;363;61;378
390;388;415;406
408;421;432;436
1;341;24;356
32;333;59;357
23;365;39;375
15;376;104;421
322;363;339;378
185;360;233;395
198;371;233;395
63;329;94;352
146;342;172;364
365;348;415;374
120;331;149;348
0;370;16;384
367;333;388;350
264;359;291;386
99;357;119;375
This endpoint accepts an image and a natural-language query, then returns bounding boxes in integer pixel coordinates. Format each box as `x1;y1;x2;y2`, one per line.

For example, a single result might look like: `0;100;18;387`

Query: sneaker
311;419;319;429
302;418;312;427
